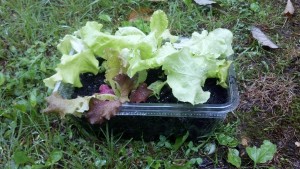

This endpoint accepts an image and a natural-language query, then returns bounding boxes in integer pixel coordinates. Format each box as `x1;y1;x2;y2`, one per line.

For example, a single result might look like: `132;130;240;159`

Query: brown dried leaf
43;92;90;118
250;26;279;49
194;0;216;5
128;8;153;22
130;83;153;103
283;0;295;17
86;98;121;124
241;137;249;147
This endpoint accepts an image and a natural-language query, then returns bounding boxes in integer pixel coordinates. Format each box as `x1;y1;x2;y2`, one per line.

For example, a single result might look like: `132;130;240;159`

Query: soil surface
72;68;229;104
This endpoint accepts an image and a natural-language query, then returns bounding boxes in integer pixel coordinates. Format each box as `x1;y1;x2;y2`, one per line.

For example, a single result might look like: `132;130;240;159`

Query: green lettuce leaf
127;42;177;77
57;35;87;54
162;48;224;105
43;49;99;88
175;28;234;59
77;21;146;57
44;10;234;106
150;10;168;38
216;60;232;88
148;80;167;99
102;49;127;94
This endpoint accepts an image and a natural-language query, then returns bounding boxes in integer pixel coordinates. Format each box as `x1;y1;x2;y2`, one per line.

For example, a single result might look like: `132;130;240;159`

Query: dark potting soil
71;67;228;104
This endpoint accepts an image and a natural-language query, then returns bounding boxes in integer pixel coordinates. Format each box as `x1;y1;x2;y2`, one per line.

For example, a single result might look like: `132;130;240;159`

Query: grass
1;0;299;168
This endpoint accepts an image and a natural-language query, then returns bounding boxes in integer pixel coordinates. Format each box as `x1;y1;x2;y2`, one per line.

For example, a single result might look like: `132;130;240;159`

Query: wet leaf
86;98;121;124
283;0;295;17
194;0;216;5
250;26;279;49
130;83;152;103
246;140;277;166
227;148;241;168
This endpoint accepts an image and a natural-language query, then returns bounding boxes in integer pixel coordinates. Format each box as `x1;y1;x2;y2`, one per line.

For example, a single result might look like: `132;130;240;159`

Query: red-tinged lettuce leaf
85;98;121;124
113;74;136;103
99;84;115;95
102;49;127;94
130;83;153;103
43;92;90;118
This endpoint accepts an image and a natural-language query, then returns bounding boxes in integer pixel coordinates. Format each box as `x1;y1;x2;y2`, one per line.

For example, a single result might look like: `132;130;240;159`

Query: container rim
53;41;239;118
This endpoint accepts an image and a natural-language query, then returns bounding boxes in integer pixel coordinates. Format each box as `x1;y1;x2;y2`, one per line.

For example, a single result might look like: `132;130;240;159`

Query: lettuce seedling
43;10;234;123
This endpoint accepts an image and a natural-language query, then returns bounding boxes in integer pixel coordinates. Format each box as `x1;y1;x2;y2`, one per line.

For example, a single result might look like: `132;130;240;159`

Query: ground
0;0;299;168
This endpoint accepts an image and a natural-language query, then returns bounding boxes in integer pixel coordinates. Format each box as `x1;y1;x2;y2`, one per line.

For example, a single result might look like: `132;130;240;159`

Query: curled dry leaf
241;137;249;147
250;26;279;49
283;0;295;17
130;83;153;103
86;98;121;124
194;0;216;5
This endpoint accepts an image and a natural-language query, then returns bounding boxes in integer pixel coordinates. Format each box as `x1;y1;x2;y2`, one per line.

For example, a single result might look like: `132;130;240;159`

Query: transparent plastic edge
118;63;239;117
53;55;239;118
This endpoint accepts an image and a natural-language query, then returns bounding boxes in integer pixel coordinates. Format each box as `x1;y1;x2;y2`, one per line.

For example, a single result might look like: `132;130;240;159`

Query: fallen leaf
250;26;279;49
128;8;153;22
86;98;121;124
194;0;216;5
283;0;295;17
130;83;153;103
241;137;249;147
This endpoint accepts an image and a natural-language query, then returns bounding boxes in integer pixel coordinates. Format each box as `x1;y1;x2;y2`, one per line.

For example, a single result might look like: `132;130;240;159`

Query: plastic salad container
45;11;240;139
53;59;239;140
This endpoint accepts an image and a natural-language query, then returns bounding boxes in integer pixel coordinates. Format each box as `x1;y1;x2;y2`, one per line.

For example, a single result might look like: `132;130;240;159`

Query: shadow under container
56;65;239;141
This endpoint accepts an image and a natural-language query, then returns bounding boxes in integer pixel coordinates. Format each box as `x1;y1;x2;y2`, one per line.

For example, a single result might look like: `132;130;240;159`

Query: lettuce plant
43;10;234;124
